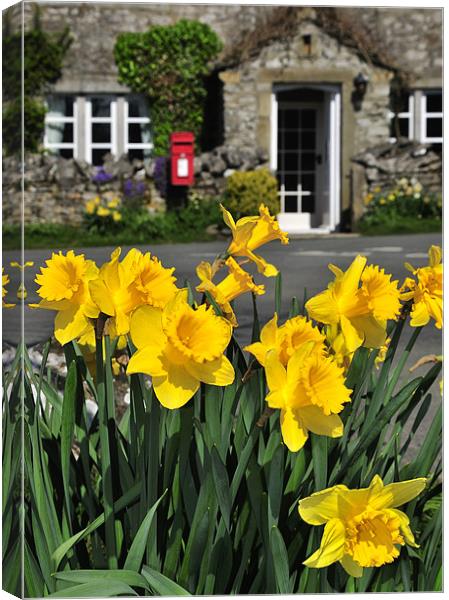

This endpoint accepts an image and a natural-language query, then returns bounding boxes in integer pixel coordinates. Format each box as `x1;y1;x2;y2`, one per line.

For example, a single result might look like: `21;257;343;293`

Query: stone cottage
3;3;442;233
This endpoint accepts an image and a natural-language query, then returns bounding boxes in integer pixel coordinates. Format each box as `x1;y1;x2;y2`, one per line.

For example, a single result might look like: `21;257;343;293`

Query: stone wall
351;141;442;222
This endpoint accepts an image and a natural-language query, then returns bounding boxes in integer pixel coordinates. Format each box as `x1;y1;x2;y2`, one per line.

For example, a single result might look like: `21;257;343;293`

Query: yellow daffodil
264;342;350;451
127;291;235;408
245;313;325;367
400;245;442;329
97;206;111;217
112;210;122;222
306;256;400;361
2;268;15;308
299;475;426;577
34;251;100;345
196;256;265;326
85;199;97;215
221;204;289;277
108;197;120;209
89;247;178;337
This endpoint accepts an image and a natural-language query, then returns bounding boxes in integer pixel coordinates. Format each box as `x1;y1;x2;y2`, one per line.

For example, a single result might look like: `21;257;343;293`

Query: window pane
426;117;442;138
128;123;143;144
92;123;111;143
91;97;111;117
302;194;315;213
301;173;315;193
284;173;298;190
92;148;110;165
285;196;297;213
301;131;315;150
301;153;315;170
284;153;298;171
47;95;73;118
59;148;74;159
283;110;299;128
128;148;144;161
426;92;442;113
284;131;298;150
301;109;316;128
128;96;149;118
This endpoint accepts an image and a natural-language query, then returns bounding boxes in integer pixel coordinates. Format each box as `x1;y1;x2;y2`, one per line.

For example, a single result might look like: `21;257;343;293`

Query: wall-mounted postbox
170;132;195;186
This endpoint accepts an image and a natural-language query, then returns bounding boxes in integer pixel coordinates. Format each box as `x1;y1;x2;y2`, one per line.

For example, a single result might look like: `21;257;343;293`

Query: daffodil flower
2;268;15;308
196;256;265;326
127;291;235;408
299;475;426;577
221;204;289;277
306;256;400;360
401;245;442;329
33;251;100;345
245;313;325;366
264;342;350;451
89;247;178;336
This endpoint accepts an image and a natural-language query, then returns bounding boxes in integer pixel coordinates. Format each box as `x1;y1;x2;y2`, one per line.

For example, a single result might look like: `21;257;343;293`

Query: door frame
270;83;341;232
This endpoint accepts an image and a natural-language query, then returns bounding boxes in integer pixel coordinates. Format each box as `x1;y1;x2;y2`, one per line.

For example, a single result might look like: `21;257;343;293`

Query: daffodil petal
152;364;199;409
370;478;426;510
303;518;346;568
266;390;284;409
340;315;364;353
261;313;279;345
244;341;269;366
340;554;363;578
350;315;387;349
298;486;348;525
280;408;308;452
305;289;338;325
299;405;344;438
185;354;234;386
265;349;287;391
89;278;116;316
126;346;165;377
386;508;419;547
130;305;165;350
54;306;91;346
409;300;431;327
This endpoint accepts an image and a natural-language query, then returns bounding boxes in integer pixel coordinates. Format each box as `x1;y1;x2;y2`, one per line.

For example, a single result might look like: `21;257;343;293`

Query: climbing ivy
114;19;223;156
2;7;71;154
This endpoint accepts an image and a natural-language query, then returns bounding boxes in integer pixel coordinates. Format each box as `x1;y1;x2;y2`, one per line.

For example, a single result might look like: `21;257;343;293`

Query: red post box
170;132;195;186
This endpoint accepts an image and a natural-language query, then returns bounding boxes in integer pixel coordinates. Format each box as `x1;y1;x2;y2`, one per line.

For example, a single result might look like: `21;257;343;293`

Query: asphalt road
2;232;442;460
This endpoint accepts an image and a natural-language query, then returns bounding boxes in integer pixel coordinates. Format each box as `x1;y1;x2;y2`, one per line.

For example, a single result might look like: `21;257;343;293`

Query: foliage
84;195;123;234
3;259;442;595
223;169;280;219
3;198;222;250
358;178;442;235
2;11;71;154
2;96;47;154
114;20;223;155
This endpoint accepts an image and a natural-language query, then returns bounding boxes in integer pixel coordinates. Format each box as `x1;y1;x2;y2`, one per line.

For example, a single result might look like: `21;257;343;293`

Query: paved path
3;232;442;460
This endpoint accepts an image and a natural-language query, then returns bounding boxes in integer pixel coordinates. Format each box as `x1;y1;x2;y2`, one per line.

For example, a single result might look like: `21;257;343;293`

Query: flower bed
3;204;442;595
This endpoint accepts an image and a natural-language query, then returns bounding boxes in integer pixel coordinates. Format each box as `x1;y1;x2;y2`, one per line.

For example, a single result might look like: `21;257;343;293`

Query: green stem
95;327;118;569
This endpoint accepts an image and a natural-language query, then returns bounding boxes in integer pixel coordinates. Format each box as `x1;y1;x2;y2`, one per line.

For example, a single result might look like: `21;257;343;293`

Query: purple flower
92;167;114;184
123;179;146;198
154;157;168;198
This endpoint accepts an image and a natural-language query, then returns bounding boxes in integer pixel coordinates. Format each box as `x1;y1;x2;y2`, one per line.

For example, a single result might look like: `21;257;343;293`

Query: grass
2;223;217;250
356;217;442;236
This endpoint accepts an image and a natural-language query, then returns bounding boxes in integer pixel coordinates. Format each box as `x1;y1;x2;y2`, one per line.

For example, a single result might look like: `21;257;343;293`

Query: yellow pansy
245;313;325;367
400;245;442;329
299;475;426;577
305;256;400;361
264;343;350;452
112;210;122;222
196;256;265;326
2;268;15;308
221;203;289;277
127;291;235;409
89;247;178;336
34;251;100;345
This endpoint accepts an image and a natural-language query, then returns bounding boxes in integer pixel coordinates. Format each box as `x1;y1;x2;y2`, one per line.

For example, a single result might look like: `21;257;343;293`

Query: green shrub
114;20;223;155
223;169;279;219
2;96;47;154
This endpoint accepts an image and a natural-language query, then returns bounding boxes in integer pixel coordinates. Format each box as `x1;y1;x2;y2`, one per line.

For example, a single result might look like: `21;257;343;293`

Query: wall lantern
351;72;369;111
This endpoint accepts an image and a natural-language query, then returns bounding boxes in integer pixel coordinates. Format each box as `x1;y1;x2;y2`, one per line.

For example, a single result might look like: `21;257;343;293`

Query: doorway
271;84;341;232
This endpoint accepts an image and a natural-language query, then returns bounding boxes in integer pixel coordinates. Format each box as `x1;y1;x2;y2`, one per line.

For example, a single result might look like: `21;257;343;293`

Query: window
125;96;153;161
44;95;77;158
388;88;442;151
388;93;414;142
421;90;442;147
44;94;153;165
86;95;117;166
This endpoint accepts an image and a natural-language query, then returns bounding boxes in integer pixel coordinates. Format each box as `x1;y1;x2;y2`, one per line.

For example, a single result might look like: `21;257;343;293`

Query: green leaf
46;581;138;597
311;434;328;491
142;565;191;596
124;490;167;572
60;361;79;530
211;445;232;532
52;569;149;591
270;526;291;593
